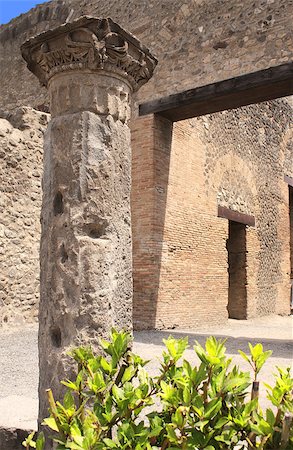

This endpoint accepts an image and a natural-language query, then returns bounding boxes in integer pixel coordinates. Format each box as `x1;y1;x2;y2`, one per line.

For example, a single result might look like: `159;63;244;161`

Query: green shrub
23;329;293;449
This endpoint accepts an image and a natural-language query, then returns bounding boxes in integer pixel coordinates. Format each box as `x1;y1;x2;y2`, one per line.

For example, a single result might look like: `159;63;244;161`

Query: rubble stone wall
0;108;48;325
0;0;292;110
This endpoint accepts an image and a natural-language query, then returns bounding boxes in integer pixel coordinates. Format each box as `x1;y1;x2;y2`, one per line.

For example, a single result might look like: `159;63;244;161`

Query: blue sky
0;1;49;25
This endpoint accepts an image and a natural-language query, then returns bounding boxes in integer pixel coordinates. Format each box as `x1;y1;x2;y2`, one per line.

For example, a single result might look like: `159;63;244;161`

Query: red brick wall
132;117;228;329
132;99;292;330
131;115;174;329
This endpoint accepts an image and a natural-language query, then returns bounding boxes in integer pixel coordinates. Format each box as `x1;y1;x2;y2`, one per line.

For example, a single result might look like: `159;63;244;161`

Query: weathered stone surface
21;16;156;437
0;426;32;450
39;107;133;418
20;15;156;96
0;108;49;326
0;0;292;111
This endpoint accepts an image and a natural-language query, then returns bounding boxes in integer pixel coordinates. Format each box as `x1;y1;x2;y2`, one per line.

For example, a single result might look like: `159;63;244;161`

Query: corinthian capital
21;16;157;92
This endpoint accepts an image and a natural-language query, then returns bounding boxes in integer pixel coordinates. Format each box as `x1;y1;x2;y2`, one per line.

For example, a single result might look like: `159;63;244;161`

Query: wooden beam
218;206;255;227
284;175;293;188
139;63;293;121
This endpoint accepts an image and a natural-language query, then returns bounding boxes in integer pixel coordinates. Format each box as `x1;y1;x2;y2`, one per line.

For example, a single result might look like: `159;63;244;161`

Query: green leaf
238;350;250;364
160;381;177;404
61;379;78;391
214;417;229;429
249;342;263;360
100;357;111;373
172;408;184;428
112;384;123;401
36;432;45;450
266;408;275;427
255;350;272;374
70;423;82;439
183;386;191;404
223;372;250;393
204;398;222;420
205;336;218;356
122;366;135;383
66;443;83;450
192;362;207;387
206;336;226;358
100;338;111;353
42;417;59;432
166;424;178;443
183;359;192;376
251;417;273;436
243;398;258;416
103;438;117;448
22;431;36;448
163;336;188;362
72;434;84;446
63;391;75;409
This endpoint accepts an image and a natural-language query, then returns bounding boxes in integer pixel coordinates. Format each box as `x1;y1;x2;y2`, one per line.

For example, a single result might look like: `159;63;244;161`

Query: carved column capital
21;16;157;92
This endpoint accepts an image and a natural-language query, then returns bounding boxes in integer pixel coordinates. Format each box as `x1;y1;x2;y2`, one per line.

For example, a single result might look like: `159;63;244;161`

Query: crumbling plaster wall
0;108;48;325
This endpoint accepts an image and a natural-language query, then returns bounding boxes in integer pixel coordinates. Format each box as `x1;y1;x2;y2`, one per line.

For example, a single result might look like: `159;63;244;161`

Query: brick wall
132;99;292;329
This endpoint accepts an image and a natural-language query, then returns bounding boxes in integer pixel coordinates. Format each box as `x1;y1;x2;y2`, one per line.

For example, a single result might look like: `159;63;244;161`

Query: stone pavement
0;315;292;432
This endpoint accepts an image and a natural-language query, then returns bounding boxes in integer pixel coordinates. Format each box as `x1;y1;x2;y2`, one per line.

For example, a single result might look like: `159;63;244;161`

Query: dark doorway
227;221;247;319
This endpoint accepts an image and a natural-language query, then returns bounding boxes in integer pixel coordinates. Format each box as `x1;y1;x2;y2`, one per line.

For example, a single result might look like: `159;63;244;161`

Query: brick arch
208;153;258;216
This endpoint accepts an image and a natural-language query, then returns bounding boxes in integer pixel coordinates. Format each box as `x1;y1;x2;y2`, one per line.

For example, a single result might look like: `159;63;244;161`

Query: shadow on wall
132;115;173;330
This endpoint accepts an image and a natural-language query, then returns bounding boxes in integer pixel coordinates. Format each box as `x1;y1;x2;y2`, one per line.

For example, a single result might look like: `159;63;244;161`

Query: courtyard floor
0;315;292;431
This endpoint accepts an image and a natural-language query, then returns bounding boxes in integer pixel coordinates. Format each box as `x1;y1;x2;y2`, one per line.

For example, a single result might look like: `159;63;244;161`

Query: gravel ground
0;315;292;431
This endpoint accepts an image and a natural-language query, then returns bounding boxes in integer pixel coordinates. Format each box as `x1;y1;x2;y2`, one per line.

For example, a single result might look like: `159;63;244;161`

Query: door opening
227;220;247;319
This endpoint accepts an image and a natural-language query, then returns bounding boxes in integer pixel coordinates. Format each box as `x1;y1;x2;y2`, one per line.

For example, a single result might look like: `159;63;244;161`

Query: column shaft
20;16;157;434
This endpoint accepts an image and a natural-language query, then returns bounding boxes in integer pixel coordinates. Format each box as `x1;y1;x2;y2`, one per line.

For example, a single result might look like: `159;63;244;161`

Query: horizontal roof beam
139;62;293;121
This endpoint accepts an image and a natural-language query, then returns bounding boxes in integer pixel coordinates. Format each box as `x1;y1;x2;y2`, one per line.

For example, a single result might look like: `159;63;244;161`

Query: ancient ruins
0;1;292;448
20;15;156;421
0;0;293;330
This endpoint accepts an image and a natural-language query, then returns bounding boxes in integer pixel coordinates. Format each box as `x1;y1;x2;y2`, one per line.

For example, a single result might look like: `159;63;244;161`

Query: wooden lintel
218;206;255;227
139;63;293;121
284;175;293;188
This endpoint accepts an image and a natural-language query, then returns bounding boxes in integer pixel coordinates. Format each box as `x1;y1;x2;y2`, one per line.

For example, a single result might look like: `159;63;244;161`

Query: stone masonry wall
0;108;48;326
198;99;293;318
0;0;292;111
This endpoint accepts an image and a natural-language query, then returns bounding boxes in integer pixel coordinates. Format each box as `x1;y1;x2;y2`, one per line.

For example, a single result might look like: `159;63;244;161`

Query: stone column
21;16;156;424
